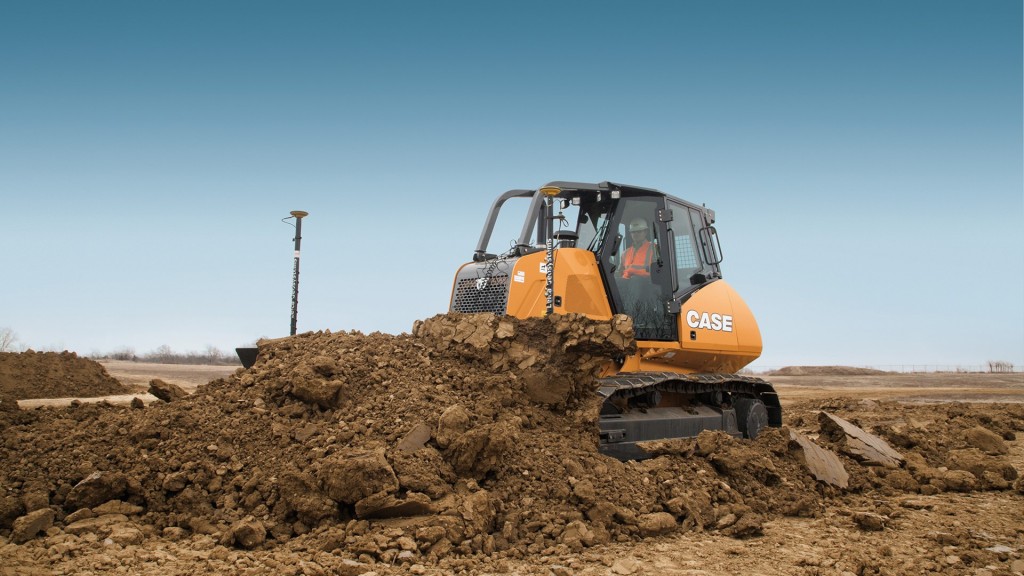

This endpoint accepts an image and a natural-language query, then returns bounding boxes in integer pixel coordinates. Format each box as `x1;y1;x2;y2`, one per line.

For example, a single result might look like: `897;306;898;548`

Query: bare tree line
986;360;1016;373
1;326;1018;371
1;329;238;364
0;327;20;353
93;344;241;365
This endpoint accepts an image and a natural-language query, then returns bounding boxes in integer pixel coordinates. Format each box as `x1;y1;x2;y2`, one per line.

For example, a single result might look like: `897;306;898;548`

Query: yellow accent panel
634;280;762;374
506;249;613;319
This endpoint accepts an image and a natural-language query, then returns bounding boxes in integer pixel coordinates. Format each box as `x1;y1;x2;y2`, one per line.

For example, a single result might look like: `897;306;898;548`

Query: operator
621;218;654;279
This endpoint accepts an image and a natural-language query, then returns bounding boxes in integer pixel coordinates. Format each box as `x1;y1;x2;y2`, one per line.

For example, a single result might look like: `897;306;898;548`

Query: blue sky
1;0;1021;369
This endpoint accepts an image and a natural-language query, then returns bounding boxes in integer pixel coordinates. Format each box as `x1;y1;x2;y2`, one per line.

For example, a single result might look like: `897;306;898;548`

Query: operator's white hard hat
629;218;649;232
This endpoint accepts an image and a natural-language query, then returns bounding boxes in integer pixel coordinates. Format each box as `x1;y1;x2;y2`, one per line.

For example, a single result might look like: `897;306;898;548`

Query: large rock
818;412;904;468
964;426;1008;455
318;448;398;504
638;512;676;536
789;430;849;488
853;511;888;531
354;491;434;519
435;405;471;449
65;471;129;510
288;369;347;409
11;508;54;543
942;469;978;492
0;495;25;529
396;422;433;453
148;378;188;402
445;419;519;477
108;524;145;545
227;517;266;549
457;490;497;539
64;513;130;537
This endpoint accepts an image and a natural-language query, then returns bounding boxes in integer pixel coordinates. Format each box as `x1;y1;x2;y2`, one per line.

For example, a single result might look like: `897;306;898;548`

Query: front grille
451;274;510;314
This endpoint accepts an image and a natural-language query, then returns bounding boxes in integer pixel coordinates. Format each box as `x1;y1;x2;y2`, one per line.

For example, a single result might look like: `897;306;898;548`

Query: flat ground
769;372;1024;404
99;360;239;393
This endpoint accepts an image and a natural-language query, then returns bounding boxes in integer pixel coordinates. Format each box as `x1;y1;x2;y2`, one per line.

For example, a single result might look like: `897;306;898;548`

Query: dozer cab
450;181;782;460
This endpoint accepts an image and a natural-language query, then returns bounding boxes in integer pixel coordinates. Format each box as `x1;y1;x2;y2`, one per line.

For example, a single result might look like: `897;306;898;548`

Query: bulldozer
450;181;781;460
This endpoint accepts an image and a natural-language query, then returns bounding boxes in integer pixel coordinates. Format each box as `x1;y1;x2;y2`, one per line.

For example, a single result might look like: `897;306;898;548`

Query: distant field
767;372;1024;404
99;360;240;393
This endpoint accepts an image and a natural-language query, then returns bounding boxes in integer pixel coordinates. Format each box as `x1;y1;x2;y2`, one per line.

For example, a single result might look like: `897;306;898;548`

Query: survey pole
288;210;308;336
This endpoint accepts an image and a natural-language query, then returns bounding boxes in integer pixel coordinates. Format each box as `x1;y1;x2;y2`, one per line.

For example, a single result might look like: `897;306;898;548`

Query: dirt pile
0;313;1021;574
0;351;130;400
770;366;891;376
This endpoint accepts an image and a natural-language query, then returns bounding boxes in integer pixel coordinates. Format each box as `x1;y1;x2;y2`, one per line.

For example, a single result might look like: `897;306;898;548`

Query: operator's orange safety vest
622;241;653;278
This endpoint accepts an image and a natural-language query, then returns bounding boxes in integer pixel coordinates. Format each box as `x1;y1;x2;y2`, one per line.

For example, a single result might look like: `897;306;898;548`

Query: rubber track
597;372;781;409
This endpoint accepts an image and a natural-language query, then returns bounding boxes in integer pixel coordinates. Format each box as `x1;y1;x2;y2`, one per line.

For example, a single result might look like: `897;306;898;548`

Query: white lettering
684;310;733;332
686;310;699;328
711;313;723;331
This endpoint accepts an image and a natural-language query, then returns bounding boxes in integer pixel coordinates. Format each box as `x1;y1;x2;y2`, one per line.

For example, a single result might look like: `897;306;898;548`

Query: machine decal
686;310;733;332
513;271;525;283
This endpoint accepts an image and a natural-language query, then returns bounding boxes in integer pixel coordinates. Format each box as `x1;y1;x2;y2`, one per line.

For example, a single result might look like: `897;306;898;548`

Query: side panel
506;249;614;319
620;280;762;374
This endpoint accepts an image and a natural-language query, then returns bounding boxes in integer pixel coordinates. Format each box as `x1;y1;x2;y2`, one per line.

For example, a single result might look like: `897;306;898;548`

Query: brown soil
1;314;1022;576
0;351;130;401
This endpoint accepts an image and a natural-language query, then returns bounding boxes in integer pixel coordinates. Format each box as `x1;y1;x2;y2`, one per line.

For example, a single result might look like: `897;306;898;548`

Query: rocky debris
852;511;889;531
148;378;188;402
92;500;144;516
64;513;131;536
964;425;1009;455
789;429;849;488
0;350;129;399
0;496;25;528
319;448;399;505
637;512;676;536
64;471;130;511
224;517;267;549
11;508;54;543
396;422;432;452
818;411;905;468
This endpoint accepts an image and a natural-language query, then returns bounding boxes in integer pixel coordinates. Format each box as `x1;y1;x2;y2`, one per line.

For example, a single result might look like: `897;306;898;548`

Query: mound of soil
0;351;130;400
770;365;890;376
0;313;1021;575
